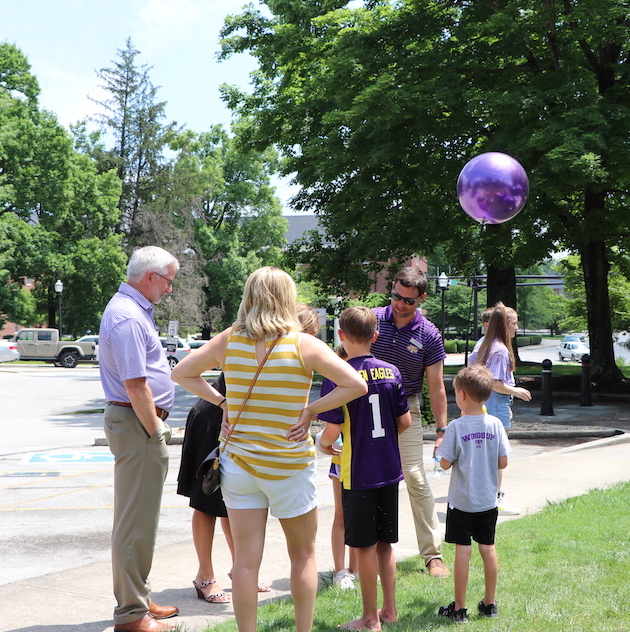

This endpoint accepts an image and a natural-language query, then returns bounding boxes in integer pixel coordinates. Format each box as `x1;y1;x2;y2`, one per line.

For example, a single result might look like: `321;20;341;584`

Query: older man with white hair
99;246;180;632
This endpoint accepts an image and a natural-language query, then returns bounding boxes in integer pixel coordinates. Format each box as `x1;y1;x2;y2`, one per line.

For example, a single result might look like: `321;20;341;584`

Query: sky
1;0;300;208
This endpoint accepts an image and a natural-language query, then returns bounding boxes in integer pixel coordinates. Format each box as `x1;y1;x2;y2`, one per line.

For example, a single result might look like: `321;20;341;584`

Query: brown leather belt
108;401;169;420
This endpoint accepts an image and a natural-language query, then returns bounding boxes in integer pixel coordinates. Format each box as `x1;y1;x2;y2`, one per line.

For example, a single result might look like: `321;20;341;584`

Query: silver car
0;339;20;362
76;335;99;361
159;336;191;369
557;341;590;362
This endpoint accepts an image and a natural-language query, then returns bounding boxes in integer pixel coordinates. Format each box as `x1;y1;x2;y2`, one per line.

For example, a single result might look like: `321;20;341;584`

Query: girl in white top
172;267;366;632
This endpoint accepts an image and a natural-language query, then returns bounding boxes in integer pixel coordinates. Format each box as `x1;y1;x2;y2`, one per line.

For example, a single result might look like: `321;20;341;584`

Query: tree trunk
486;264;516;309
580;239;624;385
486;263;522;365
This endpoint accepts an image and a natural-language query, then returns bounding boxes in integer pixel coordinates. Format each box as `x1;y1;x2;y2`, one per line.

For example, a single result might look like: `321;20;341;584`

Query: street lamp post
437;272;449;337
54;280;63;337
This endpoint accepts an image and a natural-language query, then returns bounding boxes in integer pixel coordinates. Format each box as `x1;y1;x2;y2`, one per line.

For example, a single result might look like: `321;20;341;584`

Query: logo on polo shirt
408;339;423;354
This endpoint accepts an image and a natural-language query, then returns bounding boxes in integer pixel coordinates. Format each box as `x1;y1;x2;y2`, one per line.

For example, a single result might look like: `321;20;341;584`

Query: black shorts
342;483;399;548
445;505;498;546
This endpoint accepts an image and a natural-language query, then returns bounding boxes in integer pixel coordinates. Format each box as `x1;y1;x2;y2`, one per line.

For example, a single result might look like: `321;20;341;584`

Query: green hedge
443;340;458;354
516;335;542;346
456;339;476;352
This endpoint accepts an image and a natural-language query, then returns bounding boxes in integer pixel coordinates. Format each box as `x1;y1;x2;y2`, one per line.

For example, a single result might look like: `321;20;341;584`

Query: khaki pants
398;394;443;564
104;403;171;625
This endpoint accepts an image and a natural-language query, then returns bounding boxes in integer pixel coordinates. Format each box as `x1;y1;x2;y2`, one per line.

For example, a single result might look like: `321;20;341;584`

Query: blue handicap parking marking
26;452;115;464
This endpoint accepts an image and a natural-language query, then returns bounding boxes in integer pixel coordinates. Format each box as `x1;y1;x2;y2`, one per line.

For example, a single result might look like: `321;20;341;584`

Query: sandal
193;578;231;603
228;572;271;593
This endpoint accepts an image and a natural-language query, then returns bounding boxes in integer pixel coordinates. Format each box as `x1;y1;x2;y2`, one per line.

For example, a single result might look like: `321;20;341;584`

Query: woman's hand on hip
288;407;316;442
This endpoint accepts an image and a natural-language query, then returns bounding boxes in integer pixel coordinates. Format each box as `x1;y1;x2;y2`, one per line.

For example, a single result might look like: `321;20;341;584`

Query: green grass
203;482;630;632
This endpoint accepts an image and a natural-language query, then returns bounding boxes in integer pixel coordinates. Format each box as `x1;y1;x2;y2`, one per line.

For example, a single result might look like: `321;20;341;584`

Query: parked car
0;339;20;362
12;328;96;367
558;341;590;362
159;336;191;368
561;334;585;343
76;335;99;361
188;339;209;350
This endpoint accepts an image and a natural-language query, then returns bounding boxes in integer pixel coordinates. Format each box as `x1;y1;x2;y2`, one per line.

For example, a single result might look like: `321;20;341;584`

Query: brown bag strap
219;334;281;454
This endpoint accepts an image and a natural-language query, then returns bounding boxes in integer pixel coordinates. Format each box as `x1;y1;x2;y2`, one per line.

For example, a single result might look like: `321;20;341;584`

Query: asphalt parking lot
0;364;334;587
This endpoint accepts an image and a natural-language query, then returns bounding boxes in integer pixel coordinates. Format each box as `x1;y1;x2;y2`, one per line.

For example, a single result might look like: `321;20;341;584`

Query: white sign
168;320;179;336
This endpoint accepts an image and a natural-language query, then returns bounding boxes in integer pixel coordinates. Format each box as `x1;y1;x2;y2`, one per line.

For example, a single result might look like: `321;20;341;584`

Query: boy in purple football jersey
319;307;411;631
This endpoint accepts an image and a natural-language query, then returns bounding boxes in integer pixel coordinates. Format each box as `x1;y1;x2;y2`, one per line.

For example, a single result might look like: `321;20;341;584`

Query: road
1;363;343;588
444;336;562;366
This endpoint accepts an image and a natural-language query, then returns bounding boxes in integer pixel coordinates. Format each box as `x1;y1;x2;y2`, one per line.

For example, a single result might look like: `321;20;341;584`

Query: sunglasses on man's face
391;292;420;306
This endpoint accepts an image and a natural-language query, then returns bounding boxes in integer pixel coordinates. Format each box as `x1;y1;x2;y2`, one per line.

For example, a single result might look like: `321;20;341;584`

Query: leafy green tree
0;43;125;335
157;124;288;334
515;265;568;335
219;0;630;385
423;284;487;339
90;42;287;334
558;255;630;335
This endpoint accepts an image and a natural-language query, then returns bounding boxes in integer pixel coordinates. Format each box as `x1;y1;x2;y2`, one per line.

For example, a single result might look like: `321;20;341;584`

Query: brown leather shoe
114;613;177;632
149;601;179;619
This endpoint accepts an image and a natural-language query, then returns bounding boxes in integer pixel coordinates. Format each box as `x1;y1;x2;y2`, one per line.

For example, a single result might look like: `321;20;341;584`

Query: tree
423;284;487;339
165;123;288;333
92;38;178;248
558;255;630;335
0;43;125;335
219;0;630;385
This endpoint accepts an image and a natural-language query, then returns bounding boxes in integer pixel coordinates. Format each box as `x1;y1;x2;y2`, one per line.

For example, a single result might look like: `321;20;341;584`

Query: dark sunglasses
391;292;420;306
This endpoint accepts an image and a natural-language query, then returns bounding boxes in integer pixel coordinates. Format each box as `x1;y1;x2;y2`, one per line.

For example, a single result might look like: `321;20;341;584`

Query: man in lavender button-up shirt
99;246;180;632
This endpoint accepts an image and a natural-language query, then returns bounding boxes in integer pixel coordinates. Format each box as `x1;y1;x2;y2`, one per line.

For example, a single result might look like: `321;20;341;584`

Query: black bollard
540;358;554;416
580;354;593;406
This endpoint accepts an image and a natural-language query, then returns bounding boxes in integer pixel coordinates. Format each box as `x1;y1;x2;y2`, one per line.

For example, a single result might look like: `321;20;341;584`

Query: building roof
283;214;321;244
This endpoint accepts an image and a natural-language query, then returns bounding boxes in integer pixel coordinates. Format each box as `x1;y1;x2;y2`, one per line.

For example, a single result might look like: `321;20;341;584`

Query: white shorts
220;452;317;520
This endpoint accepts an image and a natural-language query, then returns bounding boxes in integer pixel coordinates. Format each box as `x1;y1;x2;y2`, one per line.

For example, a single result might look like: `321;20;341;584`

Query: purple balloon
457;152;529;225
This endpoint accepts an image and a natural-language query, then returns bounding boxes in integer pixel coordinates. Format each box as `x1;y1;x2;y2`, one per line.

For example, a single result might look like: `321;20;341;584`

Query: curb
94;427;626;447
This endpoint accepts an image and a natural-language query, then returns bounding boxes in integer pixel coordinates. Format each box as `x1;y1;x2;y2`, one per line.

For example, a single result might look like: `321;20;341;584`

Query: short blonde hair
233;267;301;339
297;303;321;336
453;365;494;403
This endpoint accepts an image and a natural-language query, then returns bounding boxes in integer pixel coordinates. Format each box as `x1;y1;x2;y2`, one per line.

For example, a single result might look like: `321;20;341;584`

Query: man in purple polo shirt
371;266;450;578
99;246;180;632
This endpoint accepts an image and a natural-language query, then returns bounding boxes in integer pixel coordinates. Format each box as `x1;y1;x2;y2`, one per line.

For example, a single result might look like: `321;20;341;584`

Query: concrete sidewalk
3;429;629;632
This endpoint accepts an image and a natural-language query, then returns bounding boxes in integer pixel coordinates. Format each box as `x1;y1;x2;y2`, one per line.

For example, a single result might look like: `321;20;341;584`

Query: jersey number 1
368;393;386;438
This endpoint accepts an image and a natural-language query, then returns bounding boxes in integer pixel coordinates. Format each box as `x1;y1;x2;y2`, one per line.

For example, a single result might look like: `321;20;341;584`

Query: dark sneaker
477;600;499;618
438;602;468;623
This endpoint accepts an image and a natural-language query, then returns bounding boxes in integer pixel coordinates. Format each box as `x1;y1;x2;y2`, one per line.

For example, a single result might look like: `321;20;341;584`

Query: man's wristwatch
435;427;446;433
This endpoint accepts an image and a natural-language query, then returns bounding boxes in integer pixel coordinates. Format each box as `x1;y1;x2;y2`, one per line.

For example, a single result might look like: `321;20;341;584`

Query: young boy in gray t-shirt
436;365;511;623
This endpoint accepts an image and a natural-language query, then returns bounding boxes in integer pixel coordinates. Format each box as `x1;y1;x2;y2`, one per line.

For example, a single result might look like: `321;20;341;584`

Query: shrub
456;339;476;352
420;381;435;426
443;340;458;354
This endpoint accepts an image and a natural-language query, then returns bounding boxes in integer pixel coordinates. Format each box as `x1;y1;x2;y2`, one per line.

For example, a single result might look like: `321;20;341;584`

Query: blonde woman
171;267;366;632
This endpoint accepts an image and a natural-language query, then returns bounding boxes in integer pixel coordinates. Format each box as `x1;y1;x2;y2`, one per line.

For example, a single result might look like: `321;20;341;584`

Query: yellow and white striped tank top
222;329;315;480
